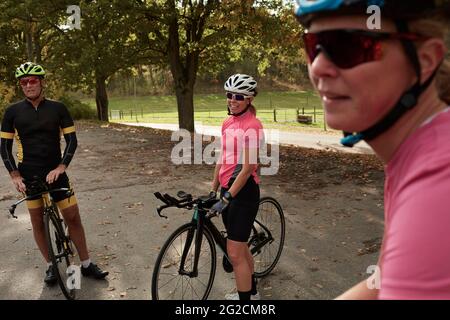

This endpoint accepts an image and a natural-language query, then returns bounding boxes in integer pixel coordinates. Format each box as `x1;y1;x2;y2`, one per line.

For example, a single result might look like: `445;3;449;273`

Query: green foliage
0;82;16;120
58;95;96;120
0;99;7;120
0;0;311;125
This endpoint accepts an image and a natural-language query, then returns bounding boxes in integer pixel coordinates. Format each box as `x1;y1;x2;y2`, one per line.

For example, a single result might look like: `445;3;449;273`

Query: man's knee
60;203;81;226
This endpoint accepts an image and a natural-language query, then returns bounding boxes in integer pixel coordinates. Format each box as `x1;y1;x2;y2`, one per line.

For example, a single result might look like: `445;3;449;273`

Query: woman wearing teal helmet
296;0;450;299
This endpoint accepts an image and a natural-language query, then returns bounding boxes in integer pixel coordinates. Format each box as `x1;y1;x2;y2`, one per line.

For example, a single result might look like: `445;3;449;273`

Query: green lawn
81;91;328;130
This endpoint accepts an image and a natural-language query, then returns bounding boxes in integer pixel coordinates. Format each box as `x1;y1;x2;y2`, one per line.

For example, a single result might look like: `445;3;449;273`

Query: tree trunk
174;84;195;132
25;20;33;61
95;75;109;121
33;31;41;63
167;8;197;132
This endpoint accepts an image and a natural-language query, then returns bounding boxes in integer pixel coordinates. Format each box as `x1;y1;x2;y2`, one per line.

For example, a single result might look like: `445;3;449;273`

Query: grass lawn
81;91;332;131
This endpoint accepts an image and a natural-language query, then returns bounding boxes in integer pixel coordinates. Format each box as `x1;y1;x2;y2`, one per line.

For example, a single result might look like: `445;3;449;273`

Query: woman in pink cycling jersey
211;74;264;300
296;0;450;299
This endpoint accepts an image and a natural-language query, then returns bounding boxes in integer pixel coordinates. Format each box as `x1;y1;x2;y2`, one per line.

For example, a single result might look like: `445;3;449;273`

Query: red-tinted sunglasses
19;77;40;86
302;29;427;69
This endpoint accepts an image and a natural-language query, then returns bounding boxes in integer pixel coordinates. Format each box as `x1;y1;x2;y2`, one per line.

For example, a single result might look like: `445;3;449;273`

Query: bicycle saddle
23;176;47;195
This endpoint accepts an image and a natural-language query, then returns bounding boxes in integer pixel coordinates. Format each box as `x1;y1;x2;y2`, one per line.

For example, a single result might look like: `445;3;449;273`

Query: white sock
81;259;91;268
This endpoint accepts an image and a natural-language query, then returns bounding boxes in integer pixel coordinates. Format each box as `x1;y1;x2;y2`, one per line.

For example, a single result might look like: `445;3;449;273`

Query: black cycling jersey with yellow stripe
0;99;77;172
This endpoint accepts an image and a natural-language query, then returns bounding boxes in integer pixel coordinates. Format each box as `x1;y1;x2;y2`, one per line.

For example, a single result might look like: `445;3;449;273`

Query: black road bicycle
8;179;77;300
151;190;285;300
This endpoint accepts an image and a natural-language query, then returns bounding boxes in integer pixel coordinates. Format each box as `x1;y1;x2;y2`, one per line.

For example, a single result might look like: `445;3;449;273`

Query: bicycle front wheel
151;223;217;300
44;209;76;300
251;197;285;278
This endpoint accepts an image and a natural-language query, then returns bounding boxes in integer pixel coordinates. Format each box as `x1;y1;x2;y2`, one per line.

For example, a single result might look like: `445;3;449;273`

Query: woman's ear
417;38;447;84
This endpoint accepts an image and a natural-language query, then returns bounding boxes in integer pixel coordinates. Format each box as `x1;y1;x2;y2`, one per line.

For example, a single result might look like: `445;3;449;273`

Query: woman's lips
320;91;350;106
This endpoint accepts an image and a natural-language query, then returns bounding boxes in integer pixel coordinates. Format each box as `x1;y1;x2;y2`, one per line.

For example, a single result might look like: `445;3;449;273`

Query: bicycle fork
178;205;203;278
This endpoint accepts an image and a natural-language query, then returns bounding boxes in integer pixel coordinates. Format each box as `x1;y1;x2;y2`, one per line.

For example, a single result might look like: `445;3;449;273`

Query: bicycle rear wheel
250;197;285;278
44;209;76;300
152;223;216;300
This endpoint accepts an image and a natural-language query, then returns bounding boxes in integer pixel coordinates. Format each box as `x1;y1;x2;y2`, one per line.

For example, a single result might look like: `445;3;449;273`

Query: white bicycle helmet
224;74;257;96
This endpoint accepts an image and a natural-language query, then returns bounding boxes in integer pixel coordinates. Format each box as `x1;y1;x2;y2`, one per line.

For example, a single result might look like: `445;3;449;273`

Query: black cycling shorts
220;177;260;242
18;163;76;209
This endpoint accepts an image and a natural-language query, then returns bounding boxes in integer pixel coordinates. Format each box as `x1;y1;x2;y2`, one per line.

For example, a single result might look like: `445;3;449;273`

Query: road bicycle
151;190;285;300
8;178;77;300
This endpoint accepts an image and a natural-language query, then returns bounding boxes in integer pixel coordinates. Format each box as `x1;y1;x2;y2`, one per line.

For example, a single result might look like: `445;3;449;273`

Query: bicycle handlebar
8;187;72;219
154;191;217;219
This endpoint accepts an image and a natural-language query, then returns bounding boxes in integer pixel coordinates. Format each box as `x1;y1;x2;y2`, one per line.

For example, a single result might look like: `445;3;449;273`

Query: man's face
19;76;43;100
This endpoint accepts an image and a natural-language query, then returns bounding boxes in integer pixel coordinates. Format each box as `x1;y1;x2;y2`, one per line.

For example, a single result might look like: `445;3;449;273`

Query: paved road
0;122;382;300
119;122;373;154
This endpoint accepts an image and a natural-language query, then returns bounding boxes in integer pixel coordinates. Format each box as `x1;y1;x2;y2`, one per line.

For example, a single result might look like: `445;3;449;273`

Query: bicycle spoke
153;224;216;300
252;198;285;277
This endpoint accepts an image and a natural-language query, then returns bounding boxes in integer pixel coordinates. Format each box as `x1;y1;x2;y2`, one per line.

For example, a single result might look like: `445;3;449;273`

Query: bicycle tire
44;209;76;300
151;222;217;300
251;197;285;278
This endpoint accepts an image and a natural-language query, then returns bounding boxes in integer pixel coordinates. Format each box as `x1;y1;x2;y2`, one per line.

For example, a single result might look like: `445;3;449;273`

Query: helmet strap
228;102;251;117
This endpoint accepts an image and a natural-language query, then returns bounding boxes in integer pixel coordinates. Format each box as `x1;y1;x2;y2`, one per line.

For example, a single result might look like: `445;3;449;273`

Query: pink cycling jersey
219;110;264;188
379;108;450;299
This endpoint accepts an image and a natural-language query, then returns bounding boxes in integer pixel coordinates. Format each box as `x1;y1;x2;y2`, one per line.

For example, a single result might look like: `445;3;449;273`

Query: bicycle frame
44;198;74;259
8;187;75;258
153;191;285;300
154;190;278;279
177;203;273;277
9;187;71;218
177;204;226;278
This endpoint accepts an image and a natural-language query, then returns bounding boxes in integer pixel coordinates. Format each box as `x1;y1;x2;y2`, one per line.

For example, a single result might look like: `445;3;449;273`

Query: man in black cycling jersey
0;62;108;285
